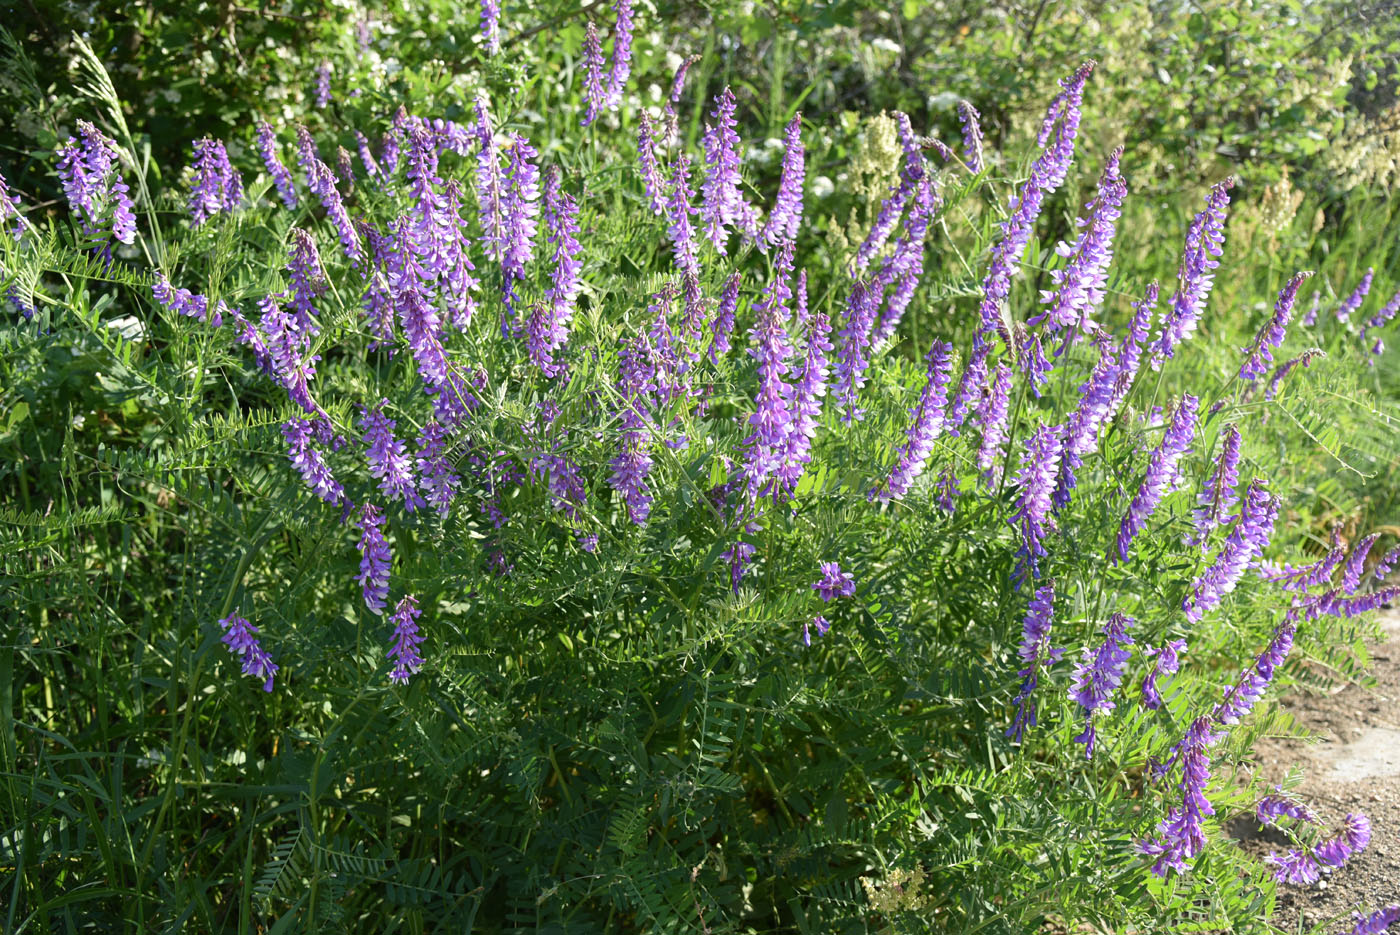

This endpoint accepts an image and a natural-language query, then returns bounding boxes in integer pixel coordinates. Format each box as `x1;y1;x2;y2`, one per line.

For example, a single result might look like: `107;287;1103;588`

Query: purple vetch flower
1361;288;1400;343
308;159;363;264
663;153;702;287
1301;290;1322;327
1113;393;1198;563
580;22;606;127
700;87;760;252
1212;620;1294;725
315;61;332;109
853;119;920;273
609;331;661;524
389;218;452;387
759;113;804;251
974;62;1094;344
473;95;507;261
1191;424;1242;546
219;613;278;691
636;111;667;216
256;122;298;209
527;168;584;376
832;278;880;423
1153;178;1233;365
1263;849;1320;885
0;169;26;238
186;137;243;225
934;468;960;512
479;0;500;55
974;363;1013;487
438;180;482;329
957;100;984;173
741;242;796;501
1374;543;1400;582
54;120;137;254
285;228;327;334
387;594;425;683
1336;267;1373;324
355;502;392;614
871;172;941;344
357;17;372;53
1337;533;1381;596
1108;282;1159;413
336;147;355;189
1140;638;1185;709
812;562;855;601
361;400;425;513
1019;332;1054;397
1241;271;1311;380
282;417;344;504
416;421;461;516
801;615;832;646
1055;338;1119;508
947;340;991;436
721;539;757;593
1069;612;1135;757
605;0;634;108
1313;813;1371;870
1183;480;1279;623
709;271;740;362
1346;906;1400;935
1031;146;1126;337
354;131;383;183
1263;348;1324;401
874;340;955;501
1137;716;1215;877
1255;792;1318;826
258;296;319;413
775;280;832;494
1011;424;1063;586
151;271;226;327
1007;583;1062;742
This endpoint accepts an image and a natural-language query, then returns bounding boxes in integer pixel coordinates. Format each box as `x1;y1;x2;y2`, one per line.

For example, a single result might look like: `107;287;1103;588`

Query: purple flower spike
741;242;796;502
1031;146;1126;337
802;615;832;646
1263;849;1320;885
1113;393;1198;563
812;562;856;601
499;134;540;324
55;120;137;256
355;503;392;615
314;61;332;109
1263;348;1325;401
1184;479;1279;623
1154;178;1233;365
580;22;606;127
1361;288;1400;343
1011;424;1063;586
948;340;991;436
1336;267;1374;324
1255;792;1317;826
957;100;984;173
387;595;425;683
361;400;425;513
256;122;297;210
1347;906;1400;935
528;167;584;376
709;271;741;362
186;137;242;225
416;421;462;517
282;417;344;504
1007;583;1062;742
152;271;227;327
832;278;880;423
606;0;634;109
1137;716;1215;877
700;87;759;252
1109;282;1159;412
663;153;702;286
609;330;661;525
1055;338;1119;508
1191;424;1242;546
1070;612;1135;757
1313;812;1371;869
1212;620;1294;725
775;280;832;494
760;113;805;251
220;613;278;691
874;340;955;501
1241;271;1311;380
1140;639;1185;710
635;111;666;216
974;363;1013;487
479;0;500;55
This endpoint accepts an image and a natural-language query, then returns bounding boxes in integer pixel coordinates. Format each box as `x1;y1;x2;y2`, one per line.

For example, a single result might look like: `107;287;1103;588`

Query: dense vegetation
2;2;1399;932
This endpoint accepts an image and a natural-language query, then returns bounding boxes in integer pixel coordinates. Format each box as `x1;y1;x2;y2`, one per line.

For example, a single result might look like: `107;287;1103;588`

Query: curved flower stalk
499;133;540;325
605;0;634;108
355;502;391;614
1262;348;1324;401
801;615;832;646
1055;337;1119;508
741;242;796;502
256;122;297;210
709;271;741;362
258;295;319;414
973;363;1013;487
1263;849;1319;885
1190;424;1242;546
528;168;583;376
361;400;425;513
853;112;923;272
1007;583;1062;742
387;595;425;683
152;271;226;327
479;0;500;55
832;278;880;423
1212;619;1294;725
1374;543;1400;582
1138;716;1215;877
1140;638;1185;709
1153;178;1233;365
219;613;278;692
663;154;702;288
54;120;137;257
759;113;804;251
1335;267;1373;325
1255;792;1318;826
1183;480;1279;623
1011;424;1063;586
282;416;344;505
1031;146;1126;337
186;137;242;225
1240;271;1311;381
1312;812;1371;870
1113;393;1198;563
873;340;954;501
775;278;832;494
580;22;606;127
957;100;984;173
1259;528;1345;593
871;172;940;344
700;87;760;252
1070;612;1134;757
